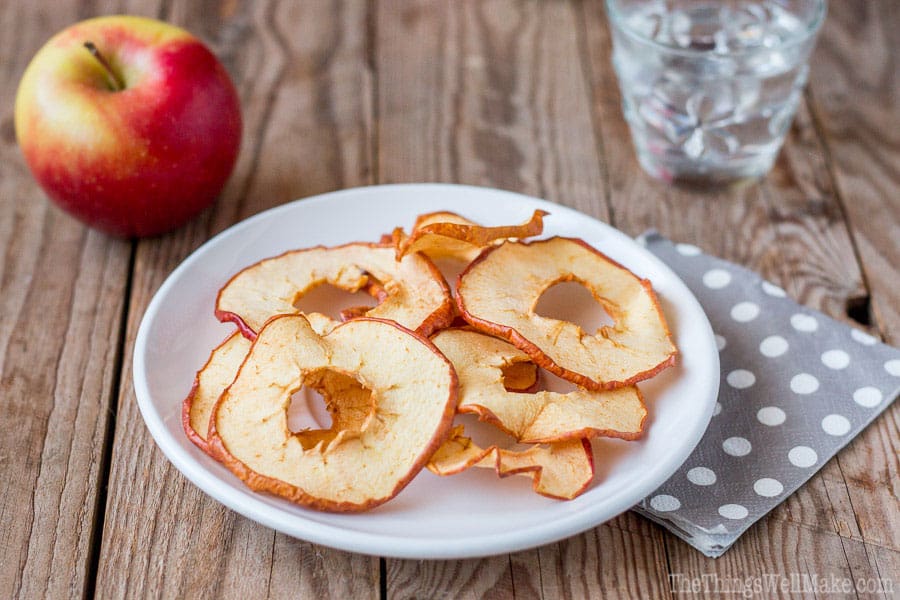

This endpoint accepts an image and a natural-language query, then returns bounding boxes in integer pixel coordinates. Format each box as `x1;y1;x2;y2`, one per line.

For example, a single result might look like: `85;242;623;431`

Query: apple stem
84;41;125;91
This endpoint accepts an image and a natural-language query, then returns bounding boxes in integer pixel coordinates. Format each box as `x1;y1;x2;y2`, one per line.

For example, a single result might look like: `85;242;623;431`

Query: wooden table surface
2;1;898;598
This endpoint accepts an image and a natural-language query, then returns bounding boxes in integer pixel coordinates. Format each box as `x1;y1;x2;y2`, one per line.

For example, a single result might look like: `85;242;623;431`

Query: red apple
14;15;242;237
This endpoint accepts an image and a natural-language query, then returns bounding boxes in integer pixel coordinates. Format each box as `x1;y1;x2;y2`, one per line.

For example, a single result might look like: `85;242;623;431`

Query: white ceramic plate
134;184;719;559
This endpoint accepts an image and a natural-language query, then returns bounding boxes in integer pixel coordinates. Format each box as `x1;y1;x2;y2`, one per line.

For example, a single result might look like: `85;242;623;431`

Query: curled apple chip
427;425;594;500
182;331;252;454
432;329;646;443
215;243;453;340
392;210;548;262
457;237;677;390
208;315;458;512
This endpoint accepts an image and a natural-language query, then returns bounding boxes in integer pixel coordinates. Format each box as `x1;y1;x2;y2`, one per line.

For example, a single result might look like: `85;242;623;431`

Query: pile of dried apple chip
183;209;677;512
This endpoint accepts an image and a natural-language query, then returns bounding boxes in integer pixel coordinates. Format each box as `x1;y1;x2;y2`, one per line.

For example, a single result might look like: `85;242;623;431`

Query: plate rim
133;183;720;559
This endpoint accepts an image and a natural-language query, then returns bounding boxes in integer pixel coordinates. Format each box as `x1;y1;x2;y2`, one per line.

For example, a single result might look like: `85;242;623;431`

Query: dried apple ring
215;243;454;340
427;425;594;500
208;315;458;512
392;209;548;262
182;330;252;454
432;329;646;443
181;320;340;455
457;237;677;390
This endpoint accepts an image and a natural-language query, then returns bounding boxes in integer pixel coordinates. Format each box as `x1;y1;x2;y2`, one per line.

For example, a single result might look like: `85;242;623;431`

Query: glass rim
604;0;827;58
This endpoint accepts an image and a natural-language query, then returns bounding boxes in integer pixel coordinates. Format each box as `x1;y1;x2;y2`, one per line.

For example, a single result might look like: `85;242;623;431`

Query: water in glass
610;0;822;182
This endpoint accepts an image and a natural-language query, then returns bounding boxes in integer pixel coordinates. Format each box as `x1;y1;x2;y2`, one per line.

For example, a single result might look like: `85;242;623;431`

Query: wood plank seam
573;0;615;229
801;87;881;334
228;0;289;222
366;3;386;597
365;0;379;185
835;536;864;600
82;242;137;600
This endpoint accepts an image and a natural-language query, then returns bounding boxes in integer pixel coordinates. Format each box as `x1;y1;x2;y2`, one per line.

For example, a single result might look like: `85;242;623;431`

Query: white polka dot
703;269;732;289
726;369;756;389
718;504;749;520
649;494;681;512
731;302;760;322
853;386;883;408
886;359;900;377
761;281;787;297
851;328;877;345
759;335;789;358
715;334;727;351
790;373;819;395
753;478;784;497
821;414;851;436
788;446;818;468
687;467;717;486
713;402;722;416
821;349;850;370
676;243;702;256
757;406;786;426
723;437;752;457
791;314;818;332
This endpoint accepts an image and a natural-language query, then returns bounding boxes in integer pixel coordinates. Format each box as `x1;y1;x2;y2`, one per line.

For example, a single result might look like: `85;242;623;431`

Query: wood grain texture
376;0;609;219
93;1;379;598
807;0;900;342
0;3;132;599
804;0;900;557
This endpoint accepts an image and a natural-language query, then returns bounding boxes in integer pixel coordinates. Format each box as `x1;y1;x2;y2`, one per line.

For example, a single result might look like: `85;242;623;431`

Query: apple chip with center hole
457;237;677;390
427;425;594;500
182;330;251;455
215;243;453;340
433;329;646;443
208;315;458;512
392;209;548;262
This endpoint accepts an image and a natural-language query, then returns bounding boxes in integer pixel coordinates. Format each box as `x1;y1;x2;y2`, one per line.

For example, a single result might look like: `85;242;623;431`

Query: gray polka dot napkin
632;232;900;558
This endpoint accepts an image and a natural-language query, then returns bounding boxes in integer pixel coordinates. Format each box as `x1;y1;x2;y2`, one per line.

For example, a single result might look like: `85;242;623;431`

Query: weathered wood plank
376;1;674;598
376;0;609;219
553;512;672;600
664;518;900;599
806;0;900;342
804;0;900;557
94;1;379;598
0;2;134;599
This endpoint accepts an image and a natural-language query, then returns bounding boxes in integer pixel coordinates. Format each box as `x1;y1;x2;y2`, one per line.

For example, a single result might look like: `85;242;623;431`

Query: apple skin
14;16;242;237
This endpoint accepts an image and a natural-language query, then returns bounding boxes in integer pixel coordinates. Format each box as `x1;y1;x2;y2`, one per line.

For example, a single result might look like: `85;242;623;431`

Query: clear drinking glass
606;0;826;184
